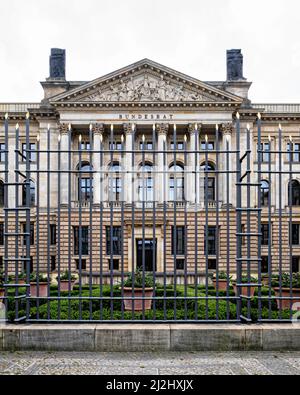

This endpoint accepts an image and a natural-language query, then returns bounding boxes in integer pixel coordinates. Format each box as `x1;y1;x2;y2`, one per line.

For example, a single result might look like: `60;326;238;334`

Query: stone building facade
0;49;300;284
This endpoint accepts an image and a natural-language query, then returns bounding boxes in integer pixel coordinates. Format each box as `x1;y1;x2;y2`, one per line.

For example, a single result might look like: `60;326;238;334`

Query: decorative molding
80;74;213;103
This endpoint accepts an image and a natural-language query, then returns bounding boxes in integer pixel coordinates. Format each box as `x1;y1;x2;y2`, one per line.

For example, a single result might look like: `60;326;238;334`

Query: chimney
41;48;68;101
48;48;66;80
226;49;246;81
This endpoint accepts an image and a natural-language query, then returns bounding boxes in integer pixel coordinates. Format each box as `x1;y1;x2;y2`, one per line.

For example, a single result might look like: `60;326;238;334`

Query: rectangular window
0;143;6;162
292;257;300;273
79;178;93;201
73;226;89;255
109;141;122;151
0;223;3;246
205;178;215;201
287;142;300;163
109;178;122;202
75;259;87;271
51;256;56;272
22;257;33;274
50;224;57;245
22;223;34;246
22;143;36;162
201;141;215;151
261;224;271;246
258;142;270;163
171;141;184;151
169;177;184;201
176;259;185;270
79;141;91;151
172;226;185;256
208;259;217;270
261;257;269;274
106;227;122;255
290;224;300;246
109;259;120;271
204;226;217;256
140;141;153;151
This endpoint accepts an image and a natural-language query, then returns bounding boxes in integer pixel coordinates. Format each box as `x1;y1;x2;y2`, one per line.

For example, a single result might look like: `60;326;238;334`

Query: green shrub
123;268;154;288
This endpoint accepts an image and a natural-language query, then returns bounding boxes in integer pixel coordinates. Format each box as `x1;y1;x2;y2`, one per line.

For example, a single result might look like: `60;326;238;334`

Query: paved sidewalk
0;351;300;375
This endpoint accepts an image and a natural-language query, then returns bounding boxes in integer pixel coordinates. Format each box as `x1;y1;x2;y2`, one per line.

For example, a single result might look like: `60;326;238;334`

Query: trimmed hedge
4;284;292;323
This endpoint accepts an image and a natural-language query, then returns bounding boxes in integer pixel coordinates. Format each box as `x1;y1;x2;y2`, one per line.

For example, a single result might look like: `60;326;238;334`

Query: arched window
201;163;215;202
0;181;4;207
78;163;93;202
169;164;184;202
289;180;300;206
261;180;270;207
108;162;122;202
22;180;35;207
138;164;153;203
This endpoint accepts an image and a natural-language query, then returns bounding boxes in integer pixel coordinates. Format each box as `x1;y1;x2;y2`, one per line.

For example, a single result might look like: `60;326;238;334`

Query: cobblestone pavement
0;351;300;375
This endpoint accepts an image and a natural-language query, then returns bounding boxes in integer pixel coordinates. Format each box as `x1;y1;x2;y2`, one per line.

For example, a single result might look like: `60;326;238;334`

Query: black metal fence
1;113;300;323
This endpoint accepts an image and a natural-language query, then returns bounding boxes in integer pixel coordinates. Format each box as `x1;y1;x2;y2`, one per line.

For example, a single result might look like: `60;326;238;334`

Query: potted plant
232;275;258;298
213;271;231;291
30;273;48;298
123;268;154;311
273;273;300;311
9;272;26;285
262;273;279;287
0;271;5;298
56;270;77;292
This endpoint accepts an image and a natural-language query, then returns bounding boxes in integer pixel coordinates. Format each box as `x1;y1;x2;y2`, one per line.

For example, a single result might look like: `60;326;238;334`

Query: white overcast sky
0;0;299;103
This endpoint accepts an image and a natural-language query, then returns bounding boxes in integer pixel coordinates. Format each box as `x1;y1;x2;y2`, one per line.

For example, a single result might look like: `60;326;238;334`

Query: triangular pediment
50;59;242;105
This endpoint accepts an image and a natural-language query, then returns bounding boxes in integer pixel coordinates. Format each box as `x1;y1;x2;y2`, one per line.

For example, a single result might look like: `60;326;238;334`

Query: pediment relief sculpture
80;74;216;103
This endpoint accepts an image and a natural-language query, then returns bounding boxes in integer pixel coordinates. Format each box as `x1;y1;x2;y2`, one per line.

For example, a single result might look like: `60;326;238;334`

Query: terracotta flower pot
123;288;153;311
59;280;75;292
0;288;4;298
213;279;228;291
274;288;300;311
233;283;256;298
30;283;48;298
10;277;26;285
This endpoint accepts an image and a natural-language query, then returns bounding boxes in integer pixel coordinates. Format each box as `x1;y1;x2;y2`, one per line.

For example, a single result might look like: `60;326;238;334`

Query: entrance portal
136;239;157;272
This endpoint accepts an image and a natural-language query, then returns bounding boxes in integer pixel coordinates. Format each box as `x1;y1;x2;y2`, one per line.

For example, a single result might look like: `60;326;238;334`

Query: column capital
188;123;201;135
221;122;234;135
157;123;169;135
58;122;69;135
93;123;105;135
123;123;134;135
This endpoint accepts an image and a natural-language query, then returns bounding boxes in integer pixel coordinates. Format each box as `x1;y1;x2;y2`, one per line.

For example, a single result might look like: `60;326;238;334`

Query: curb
1;324;300;352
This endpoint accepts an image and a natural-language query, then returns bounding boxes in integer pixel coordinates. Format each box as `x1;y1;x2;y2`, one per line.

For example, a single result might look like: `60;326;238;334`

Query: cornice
52;101;241;111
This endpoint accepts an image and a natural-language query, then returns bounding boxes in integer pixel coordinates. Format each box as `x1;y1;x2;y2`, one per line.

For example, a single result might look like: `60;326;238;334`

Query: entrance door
136;239;157;272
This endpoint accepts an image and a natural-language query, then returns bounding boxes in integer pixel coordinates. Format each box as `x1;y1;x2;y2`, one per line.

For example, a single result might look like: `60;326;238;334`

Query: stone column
187;124;200;205
157;124;169;204
93;124;104;205
124;124;134;205
59;123;69;206
222;123;233;207
37;122;58;209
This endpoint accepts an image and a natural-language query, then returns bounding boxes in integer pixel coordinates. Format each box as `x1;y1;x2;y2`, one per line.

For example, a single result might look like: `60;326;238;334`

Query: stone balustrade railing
0;103;40;113
254;103;300;113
